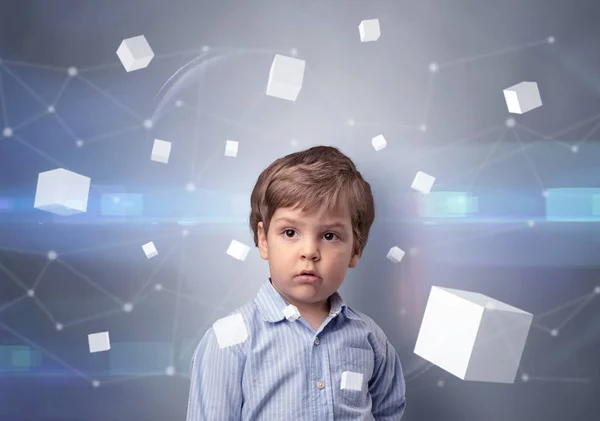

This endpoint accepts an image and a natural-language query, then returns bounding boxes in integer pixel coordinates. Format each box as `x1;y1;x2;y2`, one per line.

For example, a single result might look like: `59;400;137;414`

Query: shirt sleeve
369;338;407;420
186;326;245;421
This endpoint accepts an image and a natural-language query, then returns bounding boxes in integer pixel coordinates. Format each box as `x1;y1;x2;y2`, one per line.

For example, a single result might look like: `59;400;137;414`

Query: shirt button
316;380;325;389
314;337;320;345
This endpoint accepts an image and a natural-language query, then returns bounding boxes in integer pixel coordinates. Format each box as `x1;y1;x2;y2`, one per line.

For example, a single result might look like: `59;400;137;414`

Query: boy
187;145;406;420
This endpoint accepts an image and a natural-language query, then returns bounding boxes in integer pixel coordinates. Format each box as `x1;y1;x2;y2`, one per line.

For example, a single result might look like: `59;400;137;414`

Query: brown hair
249;145;375;257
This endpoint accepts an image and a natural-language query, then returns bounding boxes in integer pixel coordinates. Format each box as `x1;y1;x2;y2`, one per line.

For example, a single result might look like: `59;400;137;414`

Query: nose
300;238;320;260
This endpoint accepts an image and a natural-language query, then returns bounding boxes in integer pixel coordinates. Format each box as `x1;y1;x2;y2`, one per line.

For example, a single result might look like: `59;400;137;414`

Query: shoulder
344;306;389;353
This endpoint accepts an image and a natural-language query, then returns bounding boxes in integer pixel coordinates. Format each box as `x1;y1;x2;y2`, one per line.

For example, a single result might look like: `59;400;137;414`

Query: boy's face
257;203;360;315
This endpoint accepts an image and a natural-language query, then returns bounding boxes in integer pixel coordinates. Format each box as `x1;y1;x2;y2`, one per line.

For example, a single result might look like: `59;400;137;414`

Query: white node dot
165;366;175;376
428;62;439;73
92;380;100;388
571;145;579;153
201;45;210;53
548;36;555;44
419;124;427;132
155;284;163;291
143;119;153;129
27;289;35;297
436;379;444;387
76;139;84;147
594;286;600;294
521;373;529;382
347;119;355;126
175;99;183;108
399;308;407;316
542;190;549;198
409;247;419;256
550;329;559;337
47;250;57;260
505;118;515;128
185;182;196;192
56;323;63;331
3;127;13;137
290;139;299;148
67;67;78;76
123;303;133;313
290;48;298;57
181;228;189;237
47;105;55;113
527;220;535;228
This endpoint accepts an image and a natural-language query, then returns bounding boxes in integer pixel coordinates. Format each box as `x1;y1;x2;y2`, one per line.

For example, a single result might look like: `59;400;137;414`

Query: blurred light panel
418;191;478;218
545;188;600;221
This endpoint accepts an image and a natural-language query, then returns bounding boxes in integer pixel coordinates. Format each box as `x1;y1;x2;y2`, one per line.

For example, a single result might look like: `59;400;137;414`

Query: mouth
296;271;321;282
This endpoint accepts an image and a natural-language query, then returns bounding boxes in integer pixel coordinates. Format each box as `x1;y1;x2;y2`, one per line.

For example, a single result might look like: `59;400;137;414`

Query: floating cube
266;54;306;102
503;81;542;114
414;286;533;383
282;304;301;322
226;239;250;261
213;313;248;349
411;171;435;194
341;371;364;391
359;19;381;42
225;140;239;157
88;331;111;353
142;241;158;259
116;35;154;72
34;168;91;216
372;134;387;151
151;139;171;164
386;246;405;263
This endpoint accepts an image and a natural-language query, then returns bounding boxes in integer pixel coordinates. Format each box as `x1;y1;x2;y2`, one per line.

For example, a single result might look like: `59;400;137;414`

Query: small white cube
226;239;250;261
34;168;91;216
282;304;301;322
372;134;387;151
88;331;111;353
151;139;171;164
359;19;381;42
503;81;543;114
142;241;158;259
411;171;436;194
386;246;405;263
213;313;248;349
116;35;155;72
414;286;533;383
225;140;239;157
266;54;306;102
341;371;364;391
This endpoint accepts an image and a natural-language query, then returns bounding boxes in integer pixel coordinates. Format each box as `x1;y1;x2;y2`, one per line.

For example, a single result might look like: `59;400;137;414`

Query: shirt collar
255;277;358;323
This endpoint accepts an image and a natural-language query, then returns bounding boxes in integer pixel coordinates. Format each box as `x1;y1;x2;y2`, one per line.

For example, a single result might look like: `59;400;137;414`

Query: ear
348;252;360;268
257;221;269;260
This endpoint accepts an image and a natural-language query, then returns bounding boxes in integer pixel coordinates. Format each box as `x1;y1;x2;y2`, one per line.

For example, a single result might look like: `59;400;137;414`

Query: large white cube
151;139;171;164
116;35;154;72
225;140;239;157
503;81;542;114
266;54;305;102
88;331;111;353
414;286;533;383
372;134;387;151
359;19;381;42
34;168;91;216
411;171;435;194
226;239;250;261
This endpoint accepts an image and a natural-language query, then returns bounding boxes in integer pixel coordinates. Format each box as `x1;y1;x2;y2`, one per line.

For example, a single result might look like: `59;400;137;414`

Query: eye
282;229;297;238
323;232;339;241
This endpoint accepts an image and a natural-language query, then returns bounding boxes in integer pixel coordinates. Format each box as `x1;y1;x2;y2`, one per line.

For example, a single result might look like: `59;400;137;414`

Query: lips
296;270;321;282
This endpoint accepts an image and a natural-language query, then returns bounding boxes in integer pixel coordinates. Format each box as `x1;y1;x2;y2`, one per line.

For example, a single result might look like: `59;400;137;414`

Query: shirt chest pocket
336;346;375;408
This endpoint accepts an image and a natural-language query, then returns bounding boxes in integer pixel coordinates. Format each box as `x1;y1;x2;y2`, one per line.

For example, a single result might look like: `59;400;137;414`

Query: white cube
341;371;364;391
359;19;381;42
372;134;387;151
116;35;154;72
266;54;305;102
226;239;250;261
386;246;405;263
34;168;91;216
142;241;158;259
282;304;301;322
414;286;533;383
88;331;111;353
213;313;248;349
411;171;435;194
503;81;542;114
225;140;239;157
151;139;171;164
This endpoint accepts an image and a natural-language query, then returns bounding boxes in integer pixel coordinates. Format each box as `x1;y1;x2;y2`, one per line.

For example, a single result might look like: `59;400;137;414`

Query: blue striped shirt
187;278;406;420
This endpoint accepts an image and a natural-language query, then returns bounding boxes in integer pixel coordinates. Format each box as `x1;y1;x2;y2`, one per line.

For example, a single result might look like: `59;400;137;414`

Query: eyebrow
274;217;348;230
